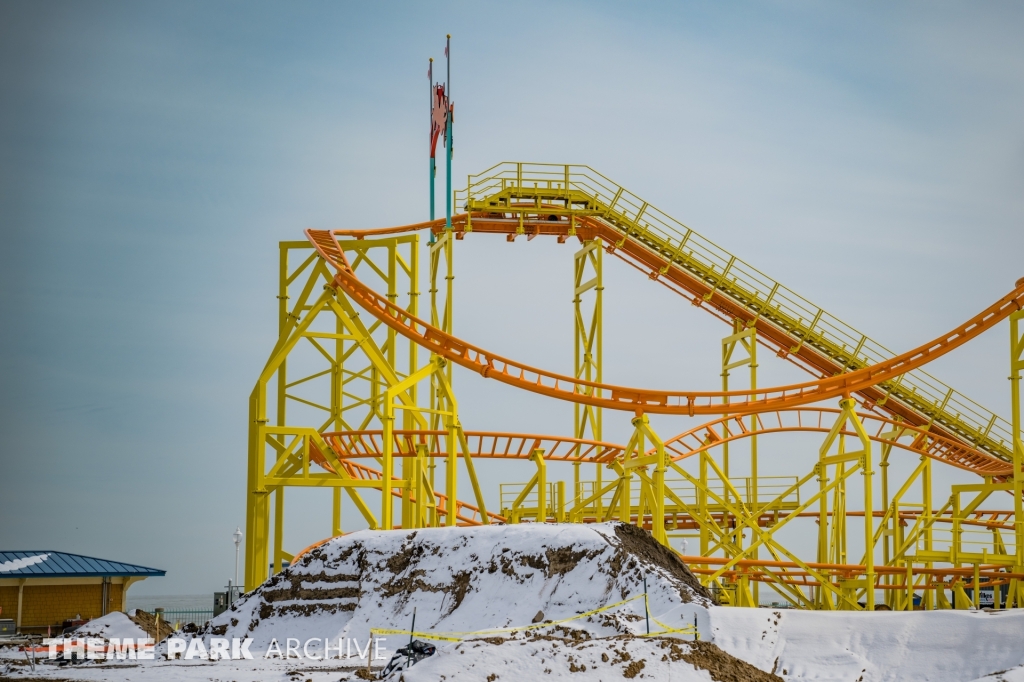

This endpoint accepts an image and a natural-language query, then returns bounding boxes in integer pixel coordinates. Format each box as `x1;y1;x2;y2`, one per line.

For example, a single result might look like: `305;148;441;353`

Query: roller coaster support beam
246;236;425;589
574;239;603;517
876;419;905;605
666;398;881;609
507;449;547;523
1011;308;1024;605
816;397;874;609
721;318;758;601
619;414;667;545
430;228;455;517
673;440;861;609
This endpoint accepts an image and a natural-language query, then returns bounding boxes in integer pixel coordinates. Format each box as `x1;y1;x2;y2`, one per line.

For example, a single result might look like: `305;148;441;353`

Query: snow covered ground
710;605;1024;681
3;523;1024;681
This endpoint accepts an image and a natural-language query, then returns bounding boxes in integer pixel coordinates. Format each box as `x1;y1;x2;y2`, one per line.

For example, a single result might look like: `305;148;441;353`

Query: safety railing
664;476;801;511
457;162;1015;461
911;526;1016;564
500;482;565;522
143;609;213;628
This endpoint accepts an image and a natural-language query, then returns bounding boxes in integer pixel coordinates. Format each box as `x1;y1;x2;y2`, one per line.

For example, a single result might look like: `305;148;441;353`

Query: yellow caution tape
372;593;699;642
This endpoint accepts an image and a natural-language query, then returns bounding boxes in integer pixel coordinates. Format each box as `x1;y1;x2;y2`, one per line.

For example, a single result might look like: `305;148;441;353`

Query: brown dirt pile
658;639;783;682
611;523;711;601
128;609;175;642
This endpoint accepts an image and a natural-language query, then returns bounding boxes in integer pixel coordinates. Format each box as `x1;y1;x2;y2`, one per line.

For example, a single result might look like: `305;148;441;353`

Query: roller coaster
245;162;1024;611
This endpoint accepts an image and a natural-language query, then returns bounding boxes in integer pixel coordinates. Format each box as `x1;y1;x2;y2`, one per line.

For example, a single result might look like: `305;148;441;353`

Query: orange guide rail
305;220;1024;417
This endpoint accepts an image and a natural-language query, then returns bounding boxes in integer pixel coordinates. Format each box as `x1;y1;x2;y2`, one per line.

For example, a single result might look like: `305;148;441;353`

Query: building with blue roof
0;551;165;634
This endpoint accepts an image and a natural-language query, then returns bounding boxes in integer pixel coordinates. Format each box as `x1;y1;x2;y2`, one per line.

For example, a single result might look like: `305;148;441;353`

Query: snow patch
0;554;48;573
710;606;1024;681
71;612;149;642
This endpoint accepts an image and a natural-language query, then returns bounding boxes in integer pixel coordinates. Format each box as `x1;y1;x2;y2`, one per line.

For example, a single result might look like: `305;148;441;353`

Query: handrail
455;163;1019;460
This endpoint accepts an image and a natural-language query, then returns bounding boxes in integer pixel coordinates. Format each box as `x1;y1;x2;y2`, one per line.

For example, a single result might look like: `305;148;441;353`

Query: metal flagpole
445;34;452;231
429;58;435;224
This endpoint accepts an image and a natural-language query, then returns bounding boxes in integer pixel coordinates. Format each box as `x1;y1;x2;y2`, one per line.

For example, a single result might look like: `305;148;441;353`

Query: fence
145;609;214;628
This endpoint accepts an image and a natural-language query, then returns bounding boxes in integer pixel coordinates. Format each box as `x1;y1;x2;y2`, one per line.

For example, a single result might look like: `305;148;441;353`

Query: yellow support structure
430;229;456;525
242;166;1022;613
816;397;874;609
574;239;603;518
245;236;425;590
721;319;758;601
458;162;1016;465
1010;308;1024;606
619;415;667;545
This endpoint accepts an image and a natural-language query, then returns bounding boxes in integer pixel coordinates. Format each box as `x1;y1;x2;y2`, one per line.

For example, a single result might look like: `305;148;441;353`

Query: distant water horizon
126;594;213;612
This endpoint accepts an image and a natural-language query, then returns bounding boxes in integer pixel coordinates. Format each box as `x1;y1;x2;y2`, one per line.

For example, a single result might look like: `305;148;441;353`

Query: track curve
306;222;1024;417
320;430;625;463
656;407;1010;476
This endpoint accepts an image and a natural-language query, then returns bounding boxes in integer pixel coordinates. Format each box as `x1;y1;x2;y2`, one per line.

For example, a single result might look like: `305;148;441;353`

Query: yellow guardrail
456;162;1016;462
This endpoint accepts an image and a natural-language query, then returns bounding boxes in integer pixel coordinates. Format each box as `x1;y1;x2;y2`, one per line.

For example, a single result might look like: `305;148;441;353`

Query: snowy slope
70;612;149;642
201;522;712;650
402;635;779;682
710;605;1024;682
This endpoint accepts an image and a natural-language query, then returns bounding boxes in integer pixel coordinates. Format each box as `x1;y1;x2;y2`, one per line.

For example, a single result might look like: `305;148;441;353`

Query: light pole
232;527;243;598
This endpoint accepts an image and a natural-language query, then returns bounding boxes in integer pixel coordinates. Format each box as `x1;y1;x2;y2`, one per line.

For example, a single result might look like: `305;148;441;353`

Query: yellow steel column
721;320;757;582
407;237;421;526
332;488;342;537
444;394;458;526
699;446;710;557
273;488;284;574
635;415;667;545
532;449;547;522
815;459;830;609
1011;309;1024;605
245;387;269;590
862;425;875;611
382;394;394;529
271;244;291;578
332;246;345;539
573;239;603;515
922;457;933;610
748;325;758;604
430;231;455;526
879;430;894;605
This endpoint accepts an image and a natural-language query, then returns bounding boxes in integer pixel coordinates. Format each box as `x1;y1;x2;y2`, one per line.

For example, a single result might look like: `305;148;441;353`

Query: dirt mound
128;609;175;642
610;523;710;601
675;640;782;682
196;523;711;649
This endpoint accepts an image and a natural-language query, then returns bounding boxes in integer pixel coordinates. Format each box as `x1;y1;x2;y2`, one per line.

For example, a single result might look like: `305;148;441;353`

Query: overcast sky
1;1;1022;597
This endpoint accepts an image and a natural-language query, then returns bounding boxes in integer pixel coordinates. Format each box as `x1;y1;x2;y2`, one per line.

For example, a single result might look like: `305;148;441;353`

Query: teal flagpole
429;58;435;225
445;34;452;231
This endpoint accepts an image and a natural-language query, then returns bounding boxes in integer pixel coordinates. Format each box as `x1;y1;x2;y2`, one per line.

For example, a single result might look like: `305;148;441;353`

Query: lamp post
232;527;243;598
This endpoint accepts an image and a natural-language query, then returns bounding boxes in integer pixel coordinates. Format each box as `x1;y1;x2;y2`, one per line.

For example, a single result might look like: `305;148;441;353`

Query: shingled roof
0;551;165;578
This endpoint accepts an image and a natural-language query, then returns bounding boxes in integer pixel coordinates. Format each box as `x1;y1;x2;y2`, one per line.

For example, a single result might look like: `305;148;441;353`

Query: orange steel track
659;407;1010;477
319;430;625;463
306;217;1024;419
310;428;1016;531
308;410;1005;477
309;453;506;525
679;556;1024;587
